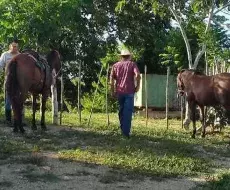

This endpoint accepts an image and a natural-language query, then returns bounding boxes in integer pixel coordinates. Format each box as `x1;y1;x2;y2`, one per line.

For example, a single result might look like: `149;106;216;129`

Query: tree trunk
169;2;215;129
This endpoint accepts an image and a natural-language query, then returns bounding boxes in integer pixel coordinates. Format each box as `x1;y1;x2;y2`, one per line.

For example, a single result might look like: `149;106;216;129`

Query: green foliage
159;46;181;73
0;0;230;109
82;75;118;113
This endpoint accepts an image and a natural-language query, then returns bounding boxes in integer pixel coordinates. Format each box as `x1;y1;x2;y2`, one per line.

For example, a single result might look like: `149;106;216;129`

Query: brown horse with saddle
177;69;230;138
5;49;61;133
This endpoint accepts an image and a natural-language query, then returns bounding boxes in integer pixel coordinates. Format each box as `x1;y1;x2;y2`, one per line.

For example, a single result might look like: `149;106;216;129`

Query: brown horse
177;69;230;138
5;49;61;133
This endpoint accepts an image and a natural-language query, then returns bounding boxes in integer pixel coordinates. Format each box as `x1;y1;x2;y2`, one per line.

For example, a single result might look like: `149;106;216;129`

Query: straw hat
120;49;131;56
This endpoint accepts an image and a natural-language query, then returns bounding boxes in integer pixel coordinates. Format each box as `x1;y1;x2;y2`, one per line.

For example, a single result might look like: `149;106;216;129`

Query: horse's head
177;69;205;97
46;50;61;77
177;69;186;96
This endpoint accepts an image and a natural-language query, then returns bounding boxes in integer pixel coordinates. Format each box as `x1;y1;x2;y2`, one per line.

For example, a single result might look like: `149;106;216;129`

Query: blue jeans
117;94;134;137
5;93;11;111
4;86;11;111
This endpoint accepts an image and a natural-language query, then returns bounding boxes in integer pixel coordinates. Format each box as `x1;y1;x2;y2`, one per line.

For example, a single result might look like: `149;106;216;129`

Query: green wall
134;74;178;110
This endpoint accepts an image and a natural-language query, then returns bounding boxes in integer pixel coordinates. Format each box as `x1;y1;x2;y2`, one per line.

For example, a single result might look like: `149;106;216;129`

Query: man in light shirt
0;39;20;126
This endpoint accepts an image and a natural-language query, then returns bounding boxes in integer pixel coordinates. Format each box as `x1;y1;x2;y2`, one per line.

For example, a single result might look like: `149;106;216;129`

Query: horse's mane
21;49;40;60
46;50;59;63
180;69;205;76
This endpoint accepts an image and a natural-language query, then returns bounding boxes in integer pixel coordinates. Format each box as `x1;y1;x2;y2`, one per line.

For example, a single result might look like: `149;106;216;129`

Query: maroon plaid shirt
110;60;140;94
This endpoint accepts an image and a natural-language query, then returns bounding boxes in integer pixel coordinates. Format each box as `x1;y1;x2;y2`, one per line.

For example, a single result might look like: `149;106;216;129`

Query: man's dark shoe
5;120;13;127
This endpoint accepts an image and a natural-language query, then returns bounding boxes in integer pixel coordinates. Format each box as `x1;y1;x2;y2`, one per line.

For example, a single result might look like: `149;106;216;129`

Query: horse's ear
180;69;186;73
193;70;204;75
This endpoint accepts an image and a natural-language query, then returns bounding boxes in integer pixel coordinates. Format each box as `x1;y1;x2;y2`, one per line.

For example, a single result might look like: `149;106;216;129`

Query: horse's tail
6;60;18;101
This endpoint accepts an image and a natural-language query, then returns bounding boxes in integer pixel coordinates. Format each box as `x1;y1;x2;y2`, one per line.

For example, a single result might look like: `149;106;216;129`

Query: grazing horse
177;69;230;138
5;49;61;133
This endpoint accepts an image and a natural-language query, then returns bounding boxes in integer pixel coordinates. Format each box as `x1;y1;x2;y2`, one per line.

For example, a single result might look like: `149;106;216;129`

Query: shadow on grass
18;164;61;183
0;123;222;179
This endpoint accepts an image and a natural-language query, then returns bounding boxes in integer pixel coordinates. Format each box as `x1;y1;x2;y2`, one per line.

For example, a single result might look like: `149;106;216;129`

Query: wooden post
181;96;184;129
51;71;58;125
87;65;104;127
223;61;226;72
144;65;148;127
60;72;64;125
78;60;82;125
106;64;110;127
166;67;170;129
205;51;208;75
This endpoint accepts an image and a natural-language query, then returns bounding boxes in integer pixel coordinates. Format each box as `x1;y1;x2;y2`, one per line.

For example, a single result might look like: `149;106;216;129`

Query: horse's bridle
53;66;62;79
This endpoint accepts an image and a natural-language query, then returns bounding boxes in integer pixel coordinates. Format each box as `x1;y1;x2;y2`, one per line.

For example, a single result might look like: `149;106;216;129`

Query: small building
134;74;179;111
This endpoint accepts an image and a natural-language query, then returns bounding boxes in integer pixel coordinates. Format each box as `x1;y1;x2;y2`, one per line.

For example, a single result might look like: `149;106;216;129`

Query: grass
1;109;230;187
17;152;46;166
195;172;230;190
0;180;13;188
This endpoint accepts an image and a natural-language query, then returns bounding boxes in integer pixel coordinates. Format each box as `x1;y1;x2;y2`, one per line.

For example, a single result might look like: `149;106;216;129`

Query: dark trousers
4;85;11;122
117;94;134;137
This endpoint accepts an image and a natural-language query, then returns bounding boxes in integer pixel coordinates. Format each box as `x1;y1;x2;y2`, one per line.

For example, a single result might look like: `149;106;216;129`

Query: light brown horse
177;69;230;138
5;49;61;133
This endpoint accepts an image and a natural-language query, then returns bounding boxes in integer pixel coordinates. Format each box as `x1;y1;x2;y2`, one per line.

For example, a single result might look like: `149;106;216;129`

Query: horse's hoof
41;125;47;131
22;123;27;127
20;129;25;134
191;135;195;139
6;121;13;127
31;125;37;131
13;128;18;133
201;134;205;138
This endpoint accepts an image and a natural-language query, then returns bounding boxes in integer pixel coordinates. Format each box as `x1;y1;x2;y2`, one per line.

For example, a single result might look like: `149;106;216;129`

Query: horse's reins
53;66;62;79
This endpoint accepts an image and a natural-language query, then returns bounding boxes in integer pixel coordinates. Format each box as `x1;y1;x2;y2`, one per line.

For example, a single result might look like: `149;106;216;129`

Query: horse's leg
31;94;37;130
11;97;25;133
183;101;191;130
11;99;19;133
190;102;196;138
199;106;206;138
18;101;25;133
41;94;47;130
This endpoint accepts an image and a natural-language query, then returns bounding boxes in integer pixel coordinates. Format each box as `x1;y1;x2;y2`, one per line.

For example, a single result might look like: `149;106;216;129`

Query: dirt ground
0;124;222;190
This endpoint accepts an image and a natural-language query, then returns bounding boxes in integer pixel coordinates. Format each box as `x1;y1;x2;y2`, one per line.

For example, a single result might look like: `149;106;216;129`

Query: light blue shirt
0;51;19;69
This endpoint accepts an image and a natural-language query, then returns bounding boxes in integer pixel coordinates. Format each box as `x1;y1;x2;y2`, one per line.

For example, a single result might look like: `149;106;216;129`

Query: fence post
77;59;82;125
144;65;148;127
87;65;104;127
106;64;110;127
166;67;170;129
60;71;64;125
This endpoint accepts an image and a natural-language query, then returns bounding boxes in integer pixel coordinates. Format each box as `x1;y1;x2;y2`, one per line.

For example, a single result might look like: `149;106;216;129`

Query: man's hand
135;86;140;92
111;89;116;98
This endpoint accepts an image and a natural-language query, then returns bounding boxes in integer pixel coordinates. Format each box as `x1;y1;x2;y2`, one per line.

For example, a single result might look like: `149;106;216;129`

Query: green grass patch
197;172;230;190
0;180;13;188
1;110;230;180
59;146;210;177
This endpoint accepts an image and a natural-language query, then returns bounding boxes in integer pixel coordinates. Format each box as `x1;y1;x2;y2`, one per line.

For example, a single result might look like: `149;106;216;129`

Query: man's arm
109;66;116;97
133;64;141;92
0;52;6;69
135;73;141;92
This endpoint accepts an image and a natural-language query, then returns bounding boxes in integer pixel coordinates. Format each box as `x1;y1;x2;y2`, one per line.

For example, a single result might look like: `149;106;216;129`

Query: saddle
22;49;51;90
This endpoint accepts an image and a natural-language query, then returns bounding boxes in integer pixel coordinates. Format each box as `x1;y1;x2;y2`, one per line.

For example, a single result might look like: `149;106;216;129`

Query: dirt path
0;125;216;190
0;157;202;190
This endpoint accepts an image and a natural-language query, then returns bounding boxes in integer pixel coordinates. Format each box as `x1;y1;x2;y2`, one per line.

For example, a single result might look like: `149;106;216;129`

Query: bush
82;76;118;113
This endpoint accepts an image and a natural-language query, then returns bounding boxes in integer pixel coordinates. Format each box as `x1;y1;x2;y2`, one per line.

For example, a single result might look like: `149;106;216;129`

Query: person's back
111;60;138;95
